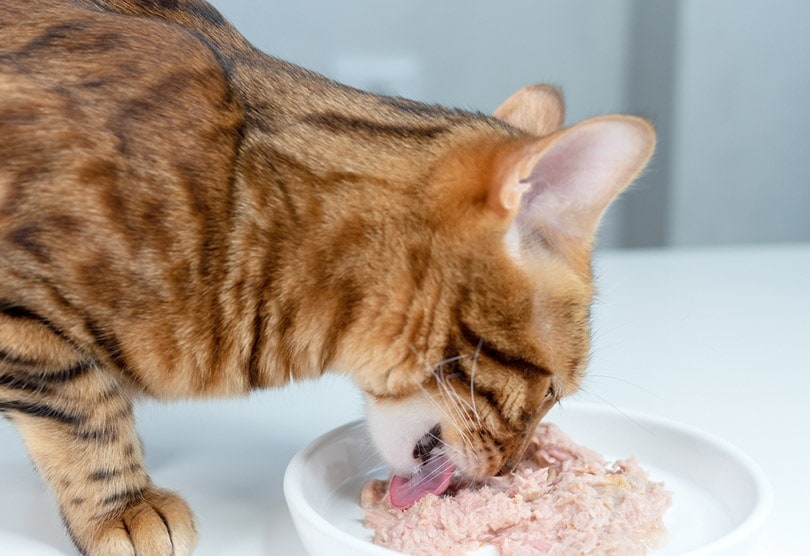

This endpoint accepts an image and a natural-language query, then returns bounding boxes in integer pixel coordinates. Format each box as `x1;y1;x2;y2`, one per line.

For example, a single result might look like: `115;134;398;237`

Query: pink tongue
389;453;456;509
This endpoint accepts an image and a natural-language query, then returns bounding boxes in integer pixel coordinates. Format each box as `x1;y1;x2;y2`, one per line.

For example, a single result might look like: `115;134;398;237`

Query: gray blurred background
210;0;809;249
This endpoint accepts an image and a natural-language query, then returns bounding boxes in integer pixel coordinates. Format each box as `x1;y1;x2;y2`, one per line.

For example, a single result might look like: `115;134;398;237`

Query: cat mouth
388;425;456;509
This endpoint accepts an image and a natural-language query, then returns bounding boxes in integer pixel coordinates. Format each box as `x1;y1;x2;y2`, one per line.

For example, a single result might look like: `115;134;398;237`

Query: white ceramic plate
284;402;772;556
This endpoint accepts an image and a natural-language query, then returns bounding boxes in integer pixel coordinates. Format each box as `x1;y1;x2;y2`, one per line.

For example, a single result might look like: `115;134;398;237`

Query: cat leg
0;357;196;556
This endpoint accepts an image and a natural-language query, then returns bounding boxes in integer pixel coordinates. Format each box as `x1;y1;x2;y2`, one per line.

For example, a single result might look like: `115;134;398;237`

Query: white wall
669;0;810;246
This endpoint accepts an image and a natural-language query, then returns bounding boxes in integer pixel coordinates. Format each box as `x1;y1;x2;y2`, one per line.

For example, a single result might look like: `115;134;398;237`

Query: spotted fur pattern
1;1;655;554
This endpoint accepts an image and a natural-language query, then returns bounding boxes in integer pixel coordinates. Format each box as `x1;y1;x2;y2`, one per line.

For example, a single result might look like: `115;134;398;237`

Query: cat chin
364;392;444;473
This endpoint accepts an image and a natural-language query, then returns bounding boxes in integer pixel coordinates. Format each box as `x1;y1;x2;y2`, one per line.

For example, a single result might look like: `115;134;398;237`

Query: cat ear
494;84;565;137
495;115;655;257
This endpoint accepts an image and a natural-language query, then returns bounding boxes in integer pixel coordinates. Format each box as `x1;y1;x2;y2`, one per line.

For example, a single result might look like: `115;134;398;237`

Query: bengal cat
0;1;655;554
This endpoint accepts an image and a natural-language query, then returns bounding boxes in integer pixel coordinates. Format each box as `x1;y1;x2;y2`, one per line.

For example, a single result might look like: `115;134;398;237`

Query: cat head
345;85;655;492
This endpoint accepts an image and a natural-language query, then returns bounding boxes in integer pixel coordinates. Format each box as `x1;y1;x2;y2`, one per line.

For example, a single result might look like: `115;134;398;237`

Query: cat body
0;1;655;554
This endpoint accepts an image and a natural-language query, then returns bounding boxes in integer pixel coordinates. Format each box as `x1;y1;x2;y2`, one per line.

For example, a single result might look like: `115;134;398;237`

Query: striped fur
1;1;655;554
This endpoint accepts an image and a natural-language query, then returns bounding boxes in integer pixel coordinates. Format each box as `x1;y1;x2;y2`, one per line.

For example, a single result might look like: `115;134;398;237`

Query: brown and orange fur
0;1;655;554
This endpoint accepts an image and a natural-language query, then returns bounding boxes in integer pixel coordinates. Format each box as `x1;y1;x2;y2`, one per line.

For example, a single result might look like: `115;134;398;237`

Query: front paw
77;488;196;556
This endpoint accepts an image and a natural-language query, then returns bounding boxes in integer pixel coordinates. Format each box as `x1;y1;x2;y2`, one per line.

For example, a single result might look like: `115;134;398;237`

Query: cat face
353;86;656;488
365;248;593;480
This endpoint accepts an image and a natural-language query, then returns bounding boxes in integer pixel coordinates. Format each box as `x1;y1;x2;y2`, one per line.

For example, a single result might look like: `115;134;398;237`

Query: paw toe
85;489;196;556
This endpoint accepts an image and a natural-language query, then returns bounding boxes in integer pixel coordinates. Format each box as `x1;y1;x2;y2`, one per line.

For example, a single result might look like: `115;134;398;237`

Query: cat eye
545;385;555;399
434;356;468;382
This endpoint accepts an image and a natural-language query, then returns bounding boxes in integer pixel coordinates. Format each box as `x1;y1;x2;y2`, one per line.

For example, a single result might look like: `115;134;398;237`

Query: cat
0;1;655;554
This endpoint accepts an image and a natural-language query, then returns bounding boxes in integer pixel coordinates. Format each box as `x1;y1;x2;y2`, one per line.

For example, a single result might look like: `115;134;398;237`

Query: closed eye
433;356;467;381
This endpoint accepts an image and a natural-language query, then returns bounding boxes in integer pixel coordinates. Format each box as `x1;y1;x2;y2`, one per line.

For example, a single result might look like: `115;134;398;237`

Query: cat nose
499;435;535;475
412;424;441;462
497;456;519;476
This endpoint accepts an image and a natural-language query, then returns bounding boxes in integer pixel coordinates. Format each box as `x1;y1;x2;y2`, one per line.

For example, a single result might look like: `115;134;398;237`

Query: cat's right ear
494;84;566;137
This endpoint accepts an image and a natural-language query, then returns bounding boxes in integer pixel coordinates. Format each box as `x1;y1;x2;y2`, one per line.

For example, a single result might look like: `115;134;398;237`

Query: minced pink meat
360;422;671;556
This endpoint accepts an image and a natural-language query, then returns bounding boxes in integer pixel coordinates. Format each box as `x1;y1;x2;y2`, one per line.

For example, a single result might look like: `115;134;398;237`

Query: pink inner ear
516;117;654;245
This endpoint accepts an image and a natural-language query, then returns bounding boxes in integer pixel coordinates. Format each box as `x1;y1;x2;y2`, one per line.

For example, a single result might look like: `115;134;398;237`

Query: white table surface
1;243;808;555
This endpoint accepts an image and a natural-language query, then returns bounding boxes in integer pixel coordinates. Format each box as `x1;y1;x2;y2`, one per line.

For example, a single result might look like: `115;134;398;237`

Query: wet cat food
361;422;671;556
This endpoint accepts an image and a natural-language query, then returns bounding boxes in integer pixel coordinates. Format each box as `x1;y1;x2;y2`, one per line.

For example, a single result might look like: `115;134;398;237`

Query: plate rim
548;403;774;555
284;419;401;555
283;402;773;556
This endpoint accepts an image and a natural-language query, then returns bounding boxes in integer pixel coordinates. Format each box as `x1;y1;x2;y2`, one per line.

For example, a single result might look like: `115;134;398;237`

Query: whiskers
415;380;470;459
584;373;663;400
416;452;456;485
573;381;656;435
408;343;486;467
470;338;483;428
358;424;389;475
